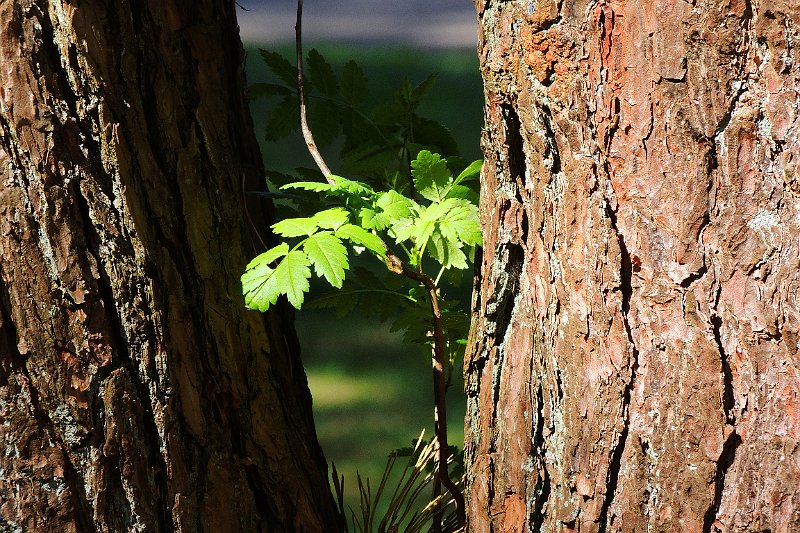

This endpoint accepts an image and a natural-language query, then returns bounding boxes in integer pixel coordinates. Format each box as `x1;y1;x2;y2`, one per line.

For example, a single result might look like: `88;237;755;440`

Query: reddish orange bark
466;0;800;531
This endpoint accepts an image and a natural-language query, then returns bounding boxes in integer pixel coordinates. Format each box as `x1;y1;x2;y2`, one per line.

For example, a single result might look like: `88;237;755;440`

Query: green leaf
411;201;450;249
266;170;301;188
390;216;416;243
242;264;280;312
411;73;438;106
454;159;483;185
274;250;312;308
303;232;349;288
307;48;339;96
245;243;290;270
242;244;291;312
359;207;385;231
411;150;452;202
313;208;350;230
410;116;459;156
437;199;482;247
445;184;479;205
335;224;386;257
266;96;299;141
341;60;369;105
259;49;298;87
271;217;318;237
281;181;335;193
376;190;414;222
249;83;292;99
429;232;468;270
331;175;374;196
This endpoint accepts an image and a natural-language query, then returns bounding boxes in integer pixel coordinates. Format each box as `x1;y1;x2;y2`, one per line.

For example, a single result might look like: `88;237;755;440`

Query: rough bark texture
466;0;799;531
0;1;338;531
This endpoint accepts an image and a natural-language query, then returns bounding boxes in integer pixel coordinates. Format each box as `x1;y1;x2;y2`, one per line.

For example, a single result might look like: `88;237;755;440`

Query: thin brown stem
294;1;464;525
295;0;333;182
386;253;466;529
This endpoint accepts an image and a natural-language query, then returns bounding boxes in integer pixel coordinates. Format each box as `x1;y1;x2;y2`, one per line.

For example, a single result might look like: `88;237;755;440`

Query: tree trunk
0;1;337;531
466;0;799;531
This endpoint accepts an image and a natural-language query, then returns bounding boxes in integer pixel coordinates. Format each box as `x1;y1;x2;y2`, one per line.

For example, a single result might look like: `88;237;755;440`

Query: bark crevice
702;431;742;533
529;382;551;532
597;202;639;533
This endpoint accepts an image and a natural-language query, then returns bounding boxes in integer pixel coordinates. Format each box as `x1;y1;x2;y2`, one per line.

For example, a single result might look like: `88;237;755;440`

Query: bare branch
295;0;333;183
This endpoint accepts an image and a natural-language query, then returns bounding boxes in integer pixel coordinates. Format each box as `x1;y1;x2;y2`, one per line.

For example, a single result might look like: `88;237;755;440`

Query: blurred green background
244;42;484;511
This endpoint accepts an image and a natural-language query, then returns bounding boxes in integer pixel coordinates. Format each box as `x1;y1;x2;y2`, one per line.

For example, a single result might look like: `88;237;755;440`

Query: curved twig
295;0;333;182
387;254;467;528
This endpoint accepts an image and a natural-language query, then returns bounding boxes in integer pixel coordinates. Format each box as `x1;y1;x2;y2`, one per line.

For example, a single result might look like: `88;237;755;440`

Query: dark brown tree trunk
0;1;337;531
466;0;799;531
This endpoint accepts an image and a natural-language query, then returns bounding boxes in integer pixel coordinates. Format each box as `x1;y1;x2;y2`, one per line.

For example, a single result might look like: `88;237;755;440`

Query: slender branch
386;252;466;528
295;0;333;182
294;0;464;526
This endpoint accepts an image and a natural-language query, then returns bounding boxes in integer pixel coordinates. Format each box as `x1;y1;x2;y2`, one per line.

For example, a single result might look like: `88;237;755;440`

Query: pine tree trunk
466;0;799;531
0;1;338;531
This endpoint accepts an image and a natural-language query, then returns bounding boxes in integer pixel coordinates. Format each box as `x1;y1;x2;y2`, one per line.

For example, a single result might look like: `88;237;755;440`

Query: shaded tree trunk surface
0;1;337;531
466;0;799;531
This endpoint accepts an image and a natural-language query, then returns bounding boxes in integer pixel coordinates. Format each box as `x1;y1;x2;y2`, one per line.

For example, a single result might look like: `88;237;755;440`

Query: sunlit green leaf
313;208;350;230
429;232;468;270
454;159;483;185
274;250;312;308
437;200;482;247
245;243;290;271
241;243;292;312
303;231;349;288
411;150;452;202
271;217;318;237
376;190;414;222
281;181;335;192
242;263;279;312
335;224;386;257
332;175;374;196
